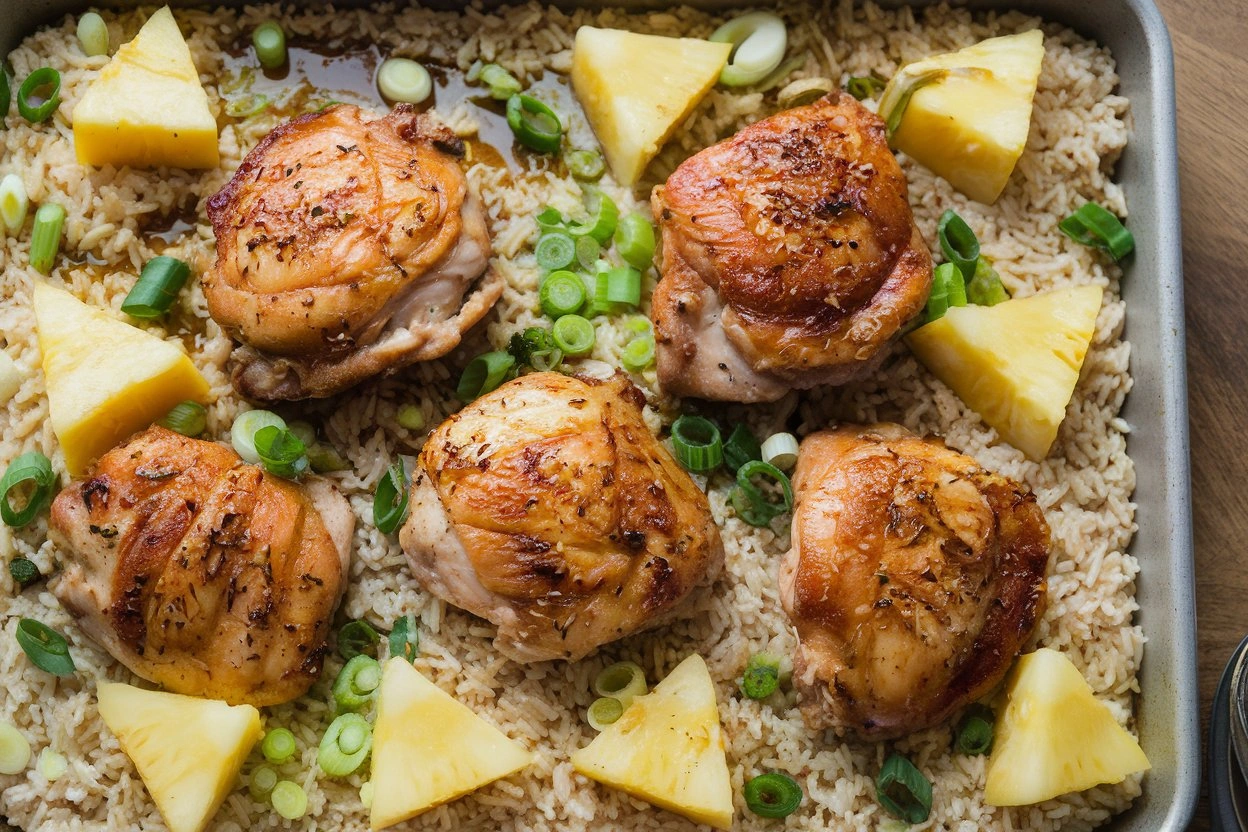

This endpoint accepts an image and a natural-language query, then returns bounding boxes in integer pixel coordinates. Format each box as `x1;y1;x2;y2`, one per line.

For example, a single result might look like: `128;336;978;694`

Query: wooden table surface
1155;0;1248;828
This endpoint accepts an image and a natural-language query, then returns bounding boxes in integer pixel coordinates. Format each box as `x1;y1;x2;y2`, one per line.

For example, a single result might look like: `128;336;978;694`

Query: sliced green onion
17;68;60;123
37;747;67;781
710;12;788;87
373;460;409;534
955;703;995;755
0;174;29;234
967;257;1010;306
925;262;967;321
614;213;656;271
318;712;372;777
777;77;834;108
261;727;297;764
740;652;781;700
575;235;601;271
506;94;563;154
157;400;207;438
877;753;932;823
478;63;522;101
536;206;566;235
378;58;432;105
224;92;270;118
77;13;109;57
846;74;886;100
9;557;40;587
457;351;515;400
252;425;308;479
595;266;641;309
270;780;307;820
568;189;618;245
337;620;380;660
671;415;723;473
0;69;9;123
332;654;382;712
286;421;316;448
1059;202;1135;261
881;69;945;139
16;619;74;676
730;460;793;527
252;22;286;70
389;614;418;663
587;697;624;732
0;723;31;775
761;432;799;471
248;764;278;801
937;210;980;282
307;443;351;473
744;772;803;818
121;255;191;318
29;203;65;275
593;661;648;707
359;781;375;809
566;148;605;181
396;403;425;431
1;451;56;528
540;271;587;319
551;314;595;357
621;335;655;372
529;348;563;373
535;232;576;272
722;423;762;473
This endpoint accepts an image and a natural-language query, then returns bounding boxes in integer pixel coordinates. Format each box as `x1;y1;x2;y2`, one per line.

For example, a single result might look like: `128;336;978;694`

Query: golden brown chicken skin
779;424;1050;740
204;104;502;401
652;93;932;402
400;372;723;662
48;427;354;706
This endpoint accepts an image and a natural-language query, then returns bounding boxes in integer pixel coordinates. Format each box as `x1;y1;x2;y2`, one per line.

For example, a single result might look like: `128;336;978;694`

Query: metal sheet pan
0;1;1199;829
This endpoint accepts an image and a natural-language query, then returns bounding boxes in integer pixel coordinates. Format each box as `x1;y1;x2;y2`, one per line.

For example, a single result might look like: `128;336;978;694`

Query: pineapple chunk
571;654;733;830
72;6;219;169
33;281;210;475
571;27;731;186
985;648;1149;805
97;682;262;832
882;30;1045;203
370;658;534;830
906;285;1102;461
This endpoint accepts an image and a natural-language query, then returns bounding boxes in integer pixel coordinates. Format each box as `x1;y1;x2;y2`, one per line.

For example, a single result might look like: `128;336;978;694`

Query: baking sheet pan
0;1;1199;829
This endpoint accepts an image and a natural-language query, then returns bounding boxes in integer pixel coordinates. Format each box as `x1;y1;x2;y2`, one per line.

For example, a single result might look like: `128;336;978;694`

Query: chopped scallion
157;400;207;438
722;424;762;473
539;271;587;319
506;94;563;154
967;257;1010;306
955;703;995;755
536;206;566;235
740;652;781;700
535;232;576;272
389;614;418;663
730;460;793;527
552;314;596;357
224;92;270;119
614;213;656;271
567;189;618;245
478;63;522;101
1059;202;1135;261
318;713;372;777
121;255;191;318
9;557;40;588
37;747;67;781
373;460;409;534
396;404;425;431
1;451;55;528
880;68;945;138
671;415;723;473
876;752;932;823
377;58;432;105
252;22;287;70
260;727;297;764
270;780;307;820
230;410;286;464
710;12;788;87
760;432;799;471
595;266;641;310
29;203;65;275
252;425;309;479
307;443;350;473
575;234;600;271
566;148;605;181
926;262;967;321
587;697;624;731
620;334;655;373
337;620;380;660
846;74;886;100
457;351;516;400
16;619;74;676
0;174;29;234
0;723;31;775
77;12;109;57
937;210;980;282
744;772;803;818
248;765;278;801
17;68;60;123
593;661;647;707
332;654;382;712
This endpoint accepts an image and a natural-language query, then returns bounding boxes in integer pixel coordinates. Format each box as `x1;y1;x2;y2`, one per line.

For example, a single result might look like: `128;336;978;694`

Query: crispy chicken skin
204;104;502;402
400;372;723;662
652;92;932;402
779;424;1050;740
48;427;354;706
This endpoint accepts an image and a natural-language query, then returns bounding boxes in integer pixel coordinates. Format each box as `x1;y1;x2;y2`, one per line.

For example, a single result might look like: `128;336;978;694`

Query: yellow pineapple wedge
369;658;534;830
881;30;1045;203
571;654;733;830
906;284;1102;461
33;281;210;475
97;682;261;832
72;6;219;169
985;648;1149;805
571;27;731;186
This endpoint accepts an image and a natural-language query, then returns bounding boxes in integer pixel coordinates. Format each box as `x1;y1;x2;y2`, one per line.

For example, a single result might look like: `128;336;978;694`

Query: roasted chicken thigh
652;92;932;402
779;424;1050;739
204;104;502;401
400;371;723;662
49;427;354;706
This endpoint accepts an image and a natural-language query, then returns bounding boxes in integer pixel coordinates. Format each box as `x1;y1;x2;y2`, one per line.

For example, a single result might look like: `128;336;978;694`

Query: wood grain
1155;0;1248;828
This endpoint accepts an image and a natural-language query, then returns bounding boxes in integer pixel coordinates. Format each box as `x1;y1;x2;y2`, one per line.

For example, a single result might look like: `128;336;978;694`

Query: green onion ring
77;12;110;57
479;63;522;101
456;351;516;401
270;780;307;820
566;148;605;181
248;765;278;801
846;74;886;100
567;188;618;245
15;619;75;676
29;203;65;275
377;58;432;105
620;335;655;373
730;460;793;527
157;400;207;438
670;415;724;473
614;213;656;271
710;12;788;87
373;460;409;534
253;425;309;479
593;661;647;707
17;68;60;123
506;94;563;154
936;210;980;281
388;614;418;663
876;752;932;823
224;92;270;119
261;727;297;764
337;620;381;660
587;697;624;732
595;266;641;309
318;713;372;777
1;452;55;528
954;703;995;755
1059;202;1135;261
740;652;781;700
535;232;576;272
539;271;587;319
332;654;383;711
252;21;287;70
575;235;600;271
744;772;803;818
9;557;40;587
967;257;1010;306
722;423;762;473
121;255;192;319
551;314;596;357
